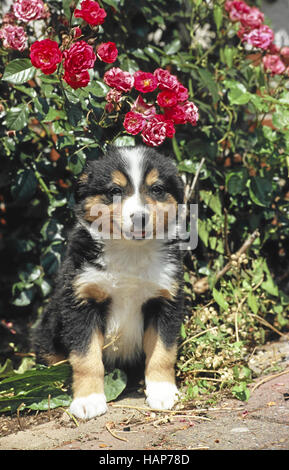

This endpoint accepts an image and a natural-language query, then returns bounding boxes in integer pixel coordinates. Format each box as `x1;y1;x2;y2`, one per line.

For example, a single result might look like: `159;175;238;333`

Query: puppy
32;145;184;419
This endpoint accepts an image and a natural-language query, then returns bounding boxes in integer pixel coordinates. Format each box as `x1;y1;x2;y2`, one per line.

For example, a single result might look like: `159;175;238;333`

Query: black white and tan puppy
32;145;185;419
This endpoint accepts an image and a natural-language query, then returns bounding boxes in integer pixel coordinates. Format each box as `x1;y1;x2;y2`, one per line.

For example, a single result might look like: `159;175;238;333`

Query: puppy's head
76;145;184;241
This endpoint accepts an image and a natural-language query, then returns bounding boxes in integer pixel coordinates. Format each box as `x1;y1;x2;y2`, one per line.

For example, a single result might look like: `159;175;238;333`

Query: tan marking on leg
145;168;159;186
69;331;105;398
143;325;177;383
111;170;128;187
73;277;109;303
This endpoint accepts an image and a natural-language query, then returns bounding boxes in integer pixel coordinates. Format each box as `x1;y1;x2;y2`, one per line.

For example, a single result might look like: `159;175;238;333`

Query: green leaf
213;5;223;30
248;177;272;207
88;80;110;98
198;219;209;246
164;39;181;55
213;288;229;310
222;45;237;68
262;277;278;297
272;105;289;130
225;81;251;105
180;323;187;340
65;102;84;126
102;0;121;10
62;0;73;18
6;105;29;131
247;292;258;314
198;69;219;103
43;107;66;123
200;190;222;216
0;359;14;379
68;152;86;175
104;369;127;402
11;169;38;201
232;382;250;401
2;59;35;84
28;394;72;411
114;135;135;147
12;286;36;306
40;241;63;276
226;170;247;195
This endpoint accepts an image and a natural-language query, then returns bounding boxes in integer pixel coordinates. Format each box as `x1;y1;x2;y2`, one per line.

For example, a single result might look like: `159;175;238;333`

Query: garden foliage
0;0;289;408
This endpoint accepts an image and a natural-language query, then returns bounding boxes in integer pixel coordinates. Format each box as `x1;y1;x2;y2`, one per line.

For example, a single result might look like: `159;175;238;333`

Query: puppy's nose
130;211;150;228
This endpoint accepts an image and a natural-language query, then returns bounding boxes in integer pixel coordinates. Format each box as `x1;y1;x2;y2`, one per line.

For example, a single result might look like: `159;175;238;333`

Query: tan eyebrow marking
145;168;159;186
111;170;128;187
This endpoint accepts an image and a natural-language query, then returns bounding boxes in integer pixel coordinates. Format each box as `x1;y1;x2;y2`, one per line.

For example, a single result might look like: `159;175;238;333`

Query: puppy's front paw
69;393;107;419
145;381;179;410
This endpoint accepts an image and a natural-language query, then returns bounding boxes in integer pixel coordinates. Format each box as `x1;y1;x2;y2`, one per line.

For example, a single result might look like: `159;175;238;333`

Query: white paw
145;381;179;410
69;393;107;419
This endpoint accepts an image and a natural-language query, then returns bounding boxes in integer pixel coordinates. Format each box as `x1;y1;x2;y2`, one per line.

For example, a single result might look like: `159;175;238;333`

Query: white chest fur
78;239;176;365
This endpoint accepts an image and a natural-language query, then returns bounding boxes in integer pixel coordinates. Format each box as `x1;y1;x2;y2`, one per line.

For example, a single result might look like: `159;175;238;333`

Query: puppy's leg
143;324;179;410
69;330;107;419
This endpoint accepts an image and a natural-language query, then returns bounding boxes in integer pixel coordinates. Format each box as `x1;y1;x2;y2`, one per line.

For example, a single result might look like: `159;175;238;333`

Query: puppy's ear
172;175;185;204
74;161;94;202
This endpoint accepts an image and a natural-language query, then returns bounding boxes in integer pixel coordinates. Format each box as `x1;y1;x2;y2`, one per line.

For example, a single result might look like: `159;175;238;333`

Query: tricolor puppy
32;145;184;419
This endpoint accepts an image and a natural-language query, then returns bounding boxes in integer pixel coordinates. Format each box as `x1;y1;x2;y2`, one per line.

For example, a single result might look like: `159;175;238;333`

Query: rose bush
1;0;289;404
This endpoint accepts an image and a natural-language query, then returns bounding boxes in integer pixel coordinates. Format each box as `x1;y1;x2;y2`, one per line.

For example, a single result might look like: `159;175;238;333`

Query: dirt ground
0;335;289;451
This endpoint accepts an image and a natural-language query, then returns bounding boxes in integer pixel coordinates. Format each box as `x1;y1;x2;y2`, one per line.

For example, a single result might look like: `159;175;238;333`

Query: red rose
141;118;168;147
74;0;106;26
63;40;96;75
97;42;118;63
0;25;28;52
262;55;286;75
153;114;175;138
13;0;46;23
30;39;62;75
103;67;134;92
176;84;189;103
240;7;264;29
154;68;179;92
241;24;274;50
106;89;122;103
134;71;158;93
73;27;82;39
157;90;178;108
182;101;199;126
164;104;187;124
131;95;156;120
63;70;90;89
164;101;199;126
123;111;146;135
225;1;250;22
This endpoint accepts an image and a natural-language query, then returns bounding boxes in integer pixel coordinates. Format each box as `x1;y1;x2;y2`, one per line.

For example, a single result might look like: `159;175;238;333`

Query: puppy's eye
109;187;123;196
151;185;165;196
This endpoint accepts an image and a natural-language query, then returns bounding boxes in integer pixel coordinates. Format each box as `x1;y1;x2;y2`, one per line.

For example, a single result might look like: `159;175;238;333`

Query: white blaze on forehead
119;148;146;226
119;147;145;192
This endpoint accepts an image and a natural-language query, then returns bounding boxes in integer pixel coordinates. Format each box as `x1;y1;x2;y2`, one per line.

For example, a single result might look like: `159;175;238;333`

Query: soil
0;335;289;451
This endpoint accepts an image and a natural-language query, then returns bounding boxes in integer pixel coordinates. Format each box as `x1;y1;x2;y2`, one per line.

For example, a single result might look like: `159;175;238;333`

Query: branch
193;229;260;294
184;157;205;203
